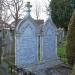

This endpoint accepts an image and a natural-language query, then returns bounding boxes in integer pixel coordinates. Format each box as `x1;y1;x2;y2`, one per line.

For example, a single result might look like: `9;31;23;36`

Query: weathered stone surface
15;16;59;66
42;16;58;63
16;19;38;66
15;2;60;75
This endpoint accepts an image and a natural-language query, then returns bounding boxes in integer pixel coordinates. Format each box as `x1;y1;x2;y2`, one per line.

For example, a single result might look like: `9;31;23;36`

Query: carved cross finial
25;2;32;16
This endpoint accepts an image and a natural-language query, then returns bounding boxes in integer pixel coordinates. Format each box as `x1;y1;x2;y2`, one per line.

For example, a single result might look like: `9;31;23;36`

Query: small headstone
57;28;64;44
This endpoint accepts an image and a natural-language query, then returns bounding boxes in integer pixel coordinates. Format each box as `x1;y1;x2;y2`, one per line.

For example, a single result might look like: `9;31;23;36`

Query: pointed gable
16;16;37;35
42;16;57;62
44;16;57;33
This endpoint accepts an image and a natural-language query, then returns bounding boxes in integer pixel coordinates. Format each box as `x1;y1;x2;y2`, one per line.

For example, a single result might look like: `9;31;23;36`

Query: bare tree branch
4;0;24;25
34;1;42;20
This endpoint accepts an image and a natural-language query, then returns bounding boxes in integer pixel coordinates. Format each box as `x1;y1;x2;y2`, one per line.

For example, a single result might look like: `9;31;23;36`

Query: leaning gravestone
0;63;9;75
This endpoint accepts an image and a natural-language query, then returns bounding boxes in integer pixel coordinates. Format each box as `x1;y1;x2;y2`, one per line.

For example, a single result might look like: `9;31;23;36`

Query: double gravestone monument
15;2;60;75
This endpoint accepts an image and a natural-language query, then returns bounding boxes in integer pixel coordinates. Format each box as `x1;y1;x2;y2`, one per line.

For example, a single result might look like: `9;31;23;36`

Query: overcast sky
23;0;51;21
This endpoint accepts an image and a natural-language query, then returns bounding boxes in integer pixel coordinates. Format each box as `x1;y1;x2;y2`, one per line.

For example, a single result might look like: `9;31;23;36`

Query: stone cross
25;2;32;16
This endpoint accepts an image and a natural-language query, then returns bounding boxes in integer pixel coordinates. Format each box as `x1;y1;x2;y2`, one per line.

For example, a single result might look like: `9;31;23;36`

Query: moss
57;40;68;63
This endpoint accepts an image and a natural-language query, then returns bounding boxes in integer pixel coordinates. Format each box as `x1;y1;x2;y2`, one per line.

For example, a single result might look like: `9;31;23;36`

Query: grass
57;47;66;57
57;40;68;63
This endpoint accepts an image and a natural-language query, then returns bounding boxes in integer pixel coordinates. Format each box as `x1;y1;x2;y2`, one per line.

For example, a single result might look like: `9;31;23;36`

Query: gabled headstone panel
16;20;38;66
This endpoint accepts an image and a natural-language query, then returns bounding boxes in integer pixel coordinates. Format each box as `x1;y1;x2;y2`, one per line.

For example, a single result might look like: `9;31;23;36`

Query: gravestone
15;2;60;75
57;28;65;46
4;29;13;55
42;16;59;64
57;28;64;44
15;2;38;66
16;22;38;66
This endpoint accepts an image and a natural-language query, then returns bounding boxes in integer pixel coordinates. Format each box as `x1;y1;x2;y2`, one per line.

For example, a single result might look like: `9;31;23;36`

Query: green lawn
57;47;66;57
57;40;68;63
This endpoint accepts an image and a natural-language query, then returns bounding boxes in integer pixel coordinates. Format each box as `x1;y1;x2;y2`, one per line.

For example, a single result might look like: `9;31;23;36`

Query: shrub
66;10;75;66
